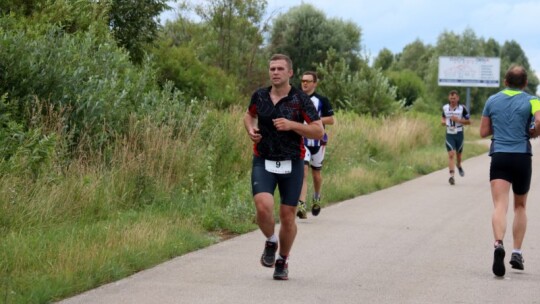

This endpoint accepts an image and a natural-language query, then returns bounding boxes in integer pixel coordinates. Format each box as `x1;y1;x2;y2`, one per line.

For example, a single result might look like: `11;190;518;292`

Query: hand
272;118;292;131
248;128;262;143
529;128;538;139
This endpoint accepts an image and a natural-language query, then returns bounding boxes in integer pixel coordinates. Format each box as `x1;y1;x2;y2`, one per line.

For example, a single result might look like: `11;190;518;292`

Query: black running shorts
251;156;304;206
490;152;532;195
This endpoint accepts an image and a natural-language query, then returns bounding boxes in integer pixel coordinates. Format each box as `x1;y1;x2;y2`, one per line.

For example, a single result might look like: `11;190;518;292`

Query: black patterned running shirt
247;86;321;161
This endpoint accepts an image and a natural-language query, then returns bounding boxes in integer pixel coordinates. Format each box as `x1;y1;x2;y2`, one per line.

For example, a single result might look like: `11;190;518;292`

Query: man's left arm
321;97;335;125
530;98;540;138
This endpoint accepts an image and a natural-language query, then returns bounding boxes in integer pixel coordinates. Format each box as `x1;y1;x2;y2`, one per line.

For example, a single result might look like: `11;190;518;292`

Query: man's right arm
244;111;261;143
479;116;492;138
441;107;447;126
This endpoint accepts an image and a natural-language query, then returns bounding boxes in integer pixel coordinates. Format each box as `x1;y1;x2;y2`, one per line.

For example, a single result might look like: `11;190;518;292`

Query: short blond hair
270;54;293;70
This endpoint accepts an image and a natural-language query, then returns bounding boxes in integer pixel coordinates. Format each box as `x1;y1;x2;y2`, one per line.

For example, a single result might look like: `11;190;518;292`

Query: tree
194;0;267;70
168;0;269;93
483;38;500;57
0;0;47;16
269;3;362;75
373;48;394;71
1;0;166;64
152;39;244;108
500;41;539;95
435;28;483;57
386;70;426;107
394;39;434;80
317;50;402;116
108;0;170;64
421;28;496;114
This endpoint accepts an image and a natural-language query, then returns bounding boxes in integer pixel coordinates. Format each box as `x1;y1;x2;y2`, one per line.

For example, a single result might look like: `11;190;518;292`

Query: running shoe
449;176;455;185
296;201;307;219
510;252;524;270
273;258;289;280
260;241;277;268
458;167;465;177
311;197;321;216
492;244;506;277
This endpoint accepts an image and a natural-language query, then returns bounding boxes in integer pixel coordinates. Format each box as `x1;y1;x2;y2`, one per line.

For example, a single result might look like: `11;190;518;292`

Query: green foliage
32;0;109;34
169;0;270;94
500;41;539;95
0;18;184;151
152;40;245;108
0;123;57;179
317;50;403;116
391;30;538;114
269;3;362;74
0;0;47;16
108;0;170;64
421;29;504;114
1;106;489;303
373;48;394;71
393;39;434;80
409;96;441;114
386;69;426;107
193;0;267;70
0;94;57;179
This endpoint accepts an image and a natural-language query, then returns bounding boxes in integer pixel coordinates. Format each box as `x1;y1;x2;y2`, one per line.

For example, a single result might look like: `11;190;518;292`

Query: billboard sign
438;56;500;87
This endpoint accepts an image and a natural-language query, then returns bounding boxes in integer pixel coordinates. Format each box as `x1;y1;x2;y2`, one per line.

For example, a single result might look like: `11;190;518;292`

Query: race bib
265;160;292;174
447;126;458;134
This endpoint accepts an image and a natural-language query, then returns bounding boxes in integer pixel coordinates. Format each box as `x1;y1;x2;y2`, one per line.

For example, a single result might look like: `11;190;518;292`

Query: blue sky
162;0;540;94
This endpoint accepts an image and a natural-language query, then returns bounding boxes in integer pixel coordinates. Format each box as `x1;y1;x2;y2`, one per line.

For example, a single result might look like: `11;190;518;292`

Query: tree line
0;0;538;167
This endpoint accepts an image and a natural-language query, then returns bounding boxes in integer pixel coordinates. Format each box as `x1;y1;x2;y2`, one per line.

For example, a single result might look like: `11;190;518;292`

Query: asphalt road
59;143;540;304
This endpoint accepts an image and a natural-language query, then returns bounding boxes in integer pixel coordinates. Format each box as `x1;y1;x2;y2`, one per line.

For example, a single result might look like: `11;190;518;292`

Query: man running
244;54;323;280
297;71;335;219
480;65;540;277
441;90;471;185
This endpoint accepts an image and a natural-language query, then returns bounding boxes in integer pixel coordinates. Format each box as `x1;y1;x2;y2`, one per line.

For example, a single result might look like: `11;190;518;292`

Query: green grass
0;109;488;303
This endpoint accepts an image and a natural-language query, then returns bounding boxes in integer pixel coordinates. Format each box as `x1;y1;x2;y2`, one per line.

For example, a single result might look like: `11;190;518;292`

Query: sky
162;0;540;94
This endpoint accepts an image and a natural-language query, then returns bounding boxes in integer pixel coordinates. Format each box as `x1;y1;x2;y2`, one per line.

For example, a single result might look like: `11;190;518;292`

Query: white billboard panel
438;56;500;87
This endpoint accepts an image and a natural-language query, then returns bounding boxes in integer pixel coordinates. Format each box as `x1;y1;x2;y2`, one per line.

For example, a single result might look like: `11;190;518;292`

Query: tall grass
0;107;487;303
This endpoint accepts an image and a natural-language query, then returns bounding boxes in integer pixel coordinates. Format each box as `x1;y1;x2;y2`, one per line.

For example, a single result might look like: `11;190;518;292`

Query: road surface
59;143;540;304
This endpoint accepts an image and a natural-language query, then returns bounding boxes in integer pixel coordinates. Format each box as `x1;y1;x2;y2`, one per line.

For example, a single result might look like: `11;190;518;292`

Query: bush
0;16;183;151
152;41;245;108
316;49;403;116
386;69;426;107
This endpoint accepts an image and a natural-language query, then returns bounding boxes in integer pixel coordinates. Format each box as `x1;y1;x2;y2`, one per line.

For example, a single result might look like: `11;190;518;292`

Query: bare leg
512;193;528;250
447;150;456;174
278;204;297;256
491;179;511;242
312;169;322;197
299;164;309;202
254;193;275;238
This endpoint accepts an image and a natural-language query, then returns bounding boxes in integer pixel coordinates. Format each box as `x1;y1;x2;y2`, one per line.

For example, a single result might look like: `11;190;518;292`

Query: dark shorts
445;132;464;152
490;153;532;195
251;156;304;206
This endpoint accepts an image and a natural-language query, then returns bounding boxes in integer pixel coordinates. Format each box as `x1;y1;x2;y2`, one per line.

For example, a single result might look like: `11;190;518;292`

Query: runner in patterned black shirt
244;54;323;280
